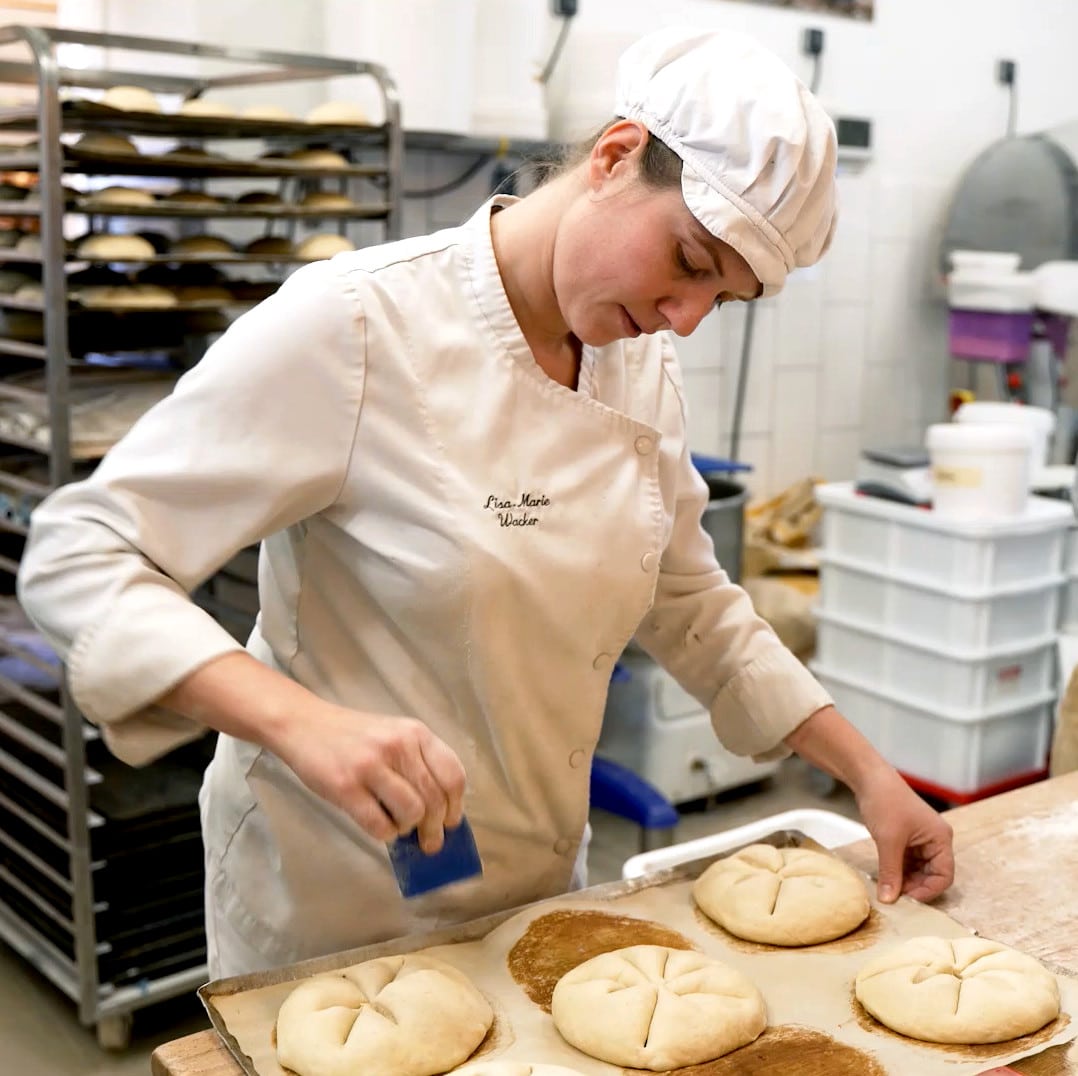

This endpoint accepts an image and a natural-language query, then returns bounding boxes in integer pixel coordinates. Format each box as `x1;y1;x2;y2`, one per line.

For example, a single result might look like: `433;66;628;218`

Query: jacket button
640;551;658;572
592;652;613;671
569;749;586;768
554;837;572;856
634;435;654;455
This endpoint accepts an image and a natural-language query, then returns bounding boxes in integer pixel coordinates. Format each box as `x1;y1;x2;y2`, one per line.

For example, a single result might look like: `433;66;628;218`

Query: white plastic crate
1063;576;1078;633
1062;524;1078;632
811;663;1053;794
817;482;1072;590
815;610;1056;711
819;555;1062;650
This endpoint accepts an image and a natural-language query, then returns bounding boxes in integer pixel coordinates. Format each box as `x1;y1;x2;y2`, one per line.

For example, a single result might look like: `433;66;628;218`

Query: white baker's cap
615;25;838;297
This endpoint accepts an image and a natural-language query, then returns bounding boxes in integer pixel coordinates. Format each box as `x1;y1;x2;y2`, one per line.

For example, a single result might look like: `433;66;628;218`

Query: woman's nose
658;285;719;336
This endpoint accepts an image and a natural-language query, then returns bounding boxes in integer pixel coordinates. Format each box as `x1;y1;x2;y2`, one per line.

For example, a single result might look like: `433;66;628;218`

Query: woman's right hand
158;652;467;854
274;704;469;854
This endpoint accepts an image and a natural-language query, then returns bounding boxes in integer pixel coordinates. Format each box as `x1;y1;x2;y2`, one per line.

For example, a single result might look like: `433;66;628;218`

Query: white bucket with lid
953;401;1055;478
927;423;1032;520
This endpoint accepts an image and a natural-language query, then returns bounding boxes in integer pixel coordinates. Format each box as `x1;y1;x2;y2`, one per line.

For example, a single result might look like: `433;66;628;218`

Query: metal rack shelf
0;198;392;220
0;21;403;1049
0;99;392;143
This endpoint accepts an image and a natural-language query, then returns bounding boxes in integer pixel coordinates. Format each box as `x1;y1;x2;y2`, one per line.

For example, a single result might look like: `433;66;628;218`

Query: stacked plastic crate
811;482;1072;804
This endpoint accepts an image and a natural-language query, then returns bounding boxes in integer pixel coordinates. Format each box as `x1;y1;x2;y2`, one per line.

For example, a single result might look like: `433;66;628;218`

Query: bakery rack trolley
0;24;402;1049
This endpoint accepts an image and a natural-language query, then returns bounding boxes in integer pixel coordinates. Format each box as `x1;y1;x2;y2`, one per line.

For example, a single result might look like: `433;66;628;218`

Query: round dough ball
236;190;283;207
75;132;138;156
454;1066;586;1076
275;954;493;1076
76;233;156;260
101;85;160;113
101;284;177;309
855;936;1060;1045
160;190;223;207
300;191;355;210
245;235;293;256
83;186;156;208
306;100;369;125
14;234;42;255
693;844;870;946
287;148;349;169
296;233;354;260
162;144;219;160
178;98;234;118
13;281;43;304
551;945;766;1071
241;104;297;121
172;234;234;255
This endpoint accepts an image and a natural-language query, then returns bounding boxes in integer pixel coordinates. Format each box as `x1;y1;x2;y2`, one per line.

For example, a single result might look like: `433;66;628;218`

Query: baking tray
196;829;1078;1076
0;200;391;220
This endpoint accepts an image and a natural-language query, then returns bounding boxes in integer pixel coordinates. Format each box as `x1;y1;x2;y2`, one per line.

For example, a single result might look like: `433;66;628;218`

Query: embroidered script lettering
482;492;550;528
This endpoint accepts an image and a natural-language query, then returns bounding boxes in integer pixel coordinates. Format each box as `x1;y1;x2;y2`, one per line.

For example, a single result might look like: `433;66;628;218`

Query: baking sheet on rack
202;835;1078;1076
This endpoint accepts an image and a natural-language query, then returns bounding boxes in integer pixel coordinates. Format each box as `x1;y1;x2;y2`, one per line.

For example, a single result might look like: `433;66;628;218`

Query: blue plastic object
691;453;753;476
387;816;483;899
590;755;679;831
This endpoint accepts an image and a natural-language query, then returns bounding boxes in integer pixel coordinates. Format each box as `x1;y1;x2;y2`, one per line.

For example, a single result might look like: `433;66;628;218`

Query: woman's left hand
855;768;955;903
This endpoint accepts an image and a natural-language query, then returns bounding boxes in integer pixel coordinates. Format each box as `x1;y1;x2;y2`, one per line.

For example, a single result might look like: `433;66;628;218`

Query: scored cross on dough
550;944;766;1070
692;843;871;945
275;953;493;1076
854;936;1061;1044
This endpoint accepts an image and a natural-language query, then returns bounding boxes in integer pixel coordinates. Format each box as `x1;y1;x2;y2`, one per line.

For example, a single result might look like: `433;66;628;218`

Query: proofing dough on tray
100;85;161;113
550;944;766;1070
275;954;493;1076
693;843;871;946
74;131;139;156
296;232;354;260
81;185;156;207
855;936;1061;1044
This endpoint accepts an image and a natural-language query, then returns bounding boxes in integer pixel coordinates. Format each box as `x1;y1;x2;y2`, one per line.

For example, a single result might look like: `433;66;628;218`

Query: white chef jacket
18;197;831;975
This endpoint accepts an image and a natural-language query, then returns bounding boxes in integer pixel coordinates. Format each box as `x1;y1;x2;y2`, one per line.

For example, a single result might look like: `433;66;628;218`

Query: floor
2;758;859;1076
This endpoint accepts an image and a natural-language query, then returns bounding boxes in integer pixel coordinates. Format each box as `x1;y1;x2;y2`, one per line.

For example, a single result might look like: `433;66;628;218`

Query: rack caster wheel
96;1012;133;1051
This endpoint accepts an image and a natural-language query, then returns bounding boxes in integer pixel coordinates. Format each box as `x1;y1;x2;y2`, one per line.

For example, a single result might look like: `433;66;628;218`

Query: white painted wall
55;0;1078;495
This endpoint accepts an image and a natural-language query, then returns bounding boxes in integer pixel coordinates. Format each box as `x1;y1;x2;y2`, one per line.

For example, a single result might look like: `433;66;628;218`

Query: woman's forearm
783;704;896;797
157;651;321;758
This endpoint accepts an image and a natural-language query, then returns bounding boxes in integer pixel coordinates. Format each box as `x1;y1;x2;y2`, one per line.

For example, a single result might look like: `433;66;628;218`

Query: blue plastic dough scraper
388;817;483;898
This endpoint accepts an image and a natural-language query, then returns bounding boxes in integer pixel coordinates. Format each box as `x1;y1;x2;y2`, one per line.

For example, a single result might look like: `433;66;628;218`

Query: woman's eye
677;247;699;275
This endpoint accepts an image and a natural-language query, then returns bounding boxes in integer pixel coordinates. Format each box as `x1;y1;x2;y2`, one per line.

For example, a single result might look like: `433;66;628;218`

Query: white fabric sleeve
633;345;832;761
17;259;366;765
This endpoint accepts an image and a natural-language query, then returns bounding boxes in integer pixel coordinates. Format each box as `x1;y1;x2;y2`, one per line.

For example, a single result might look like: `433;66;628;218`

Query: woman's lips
621;307;642;337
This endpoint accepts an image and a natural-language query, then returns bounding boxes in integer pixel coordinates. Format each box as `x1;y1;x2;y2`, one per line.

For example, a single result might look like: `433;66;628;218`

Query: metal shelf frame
0;22;404;1048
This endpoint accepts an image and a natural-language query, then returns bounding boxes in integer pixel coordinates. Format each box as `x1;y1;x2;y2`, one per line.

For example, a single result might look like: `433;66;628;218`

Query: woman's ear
587;119;649;193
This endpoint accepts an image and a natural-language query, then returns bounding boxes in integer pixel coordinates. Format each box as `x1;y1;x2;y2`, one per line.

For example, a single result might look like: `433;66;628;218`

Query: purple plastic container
948;308;1033;363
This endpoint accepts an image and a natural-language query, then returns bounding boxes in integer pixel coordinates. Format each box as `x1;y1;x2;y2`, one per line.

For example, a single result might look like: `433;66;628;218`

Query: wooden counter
151;771;1078;1076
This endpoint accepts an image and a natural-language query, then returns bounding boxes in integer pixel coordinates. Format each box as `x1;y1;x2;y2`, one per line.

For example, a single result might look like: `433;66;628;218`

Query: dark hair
544;118;682;188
